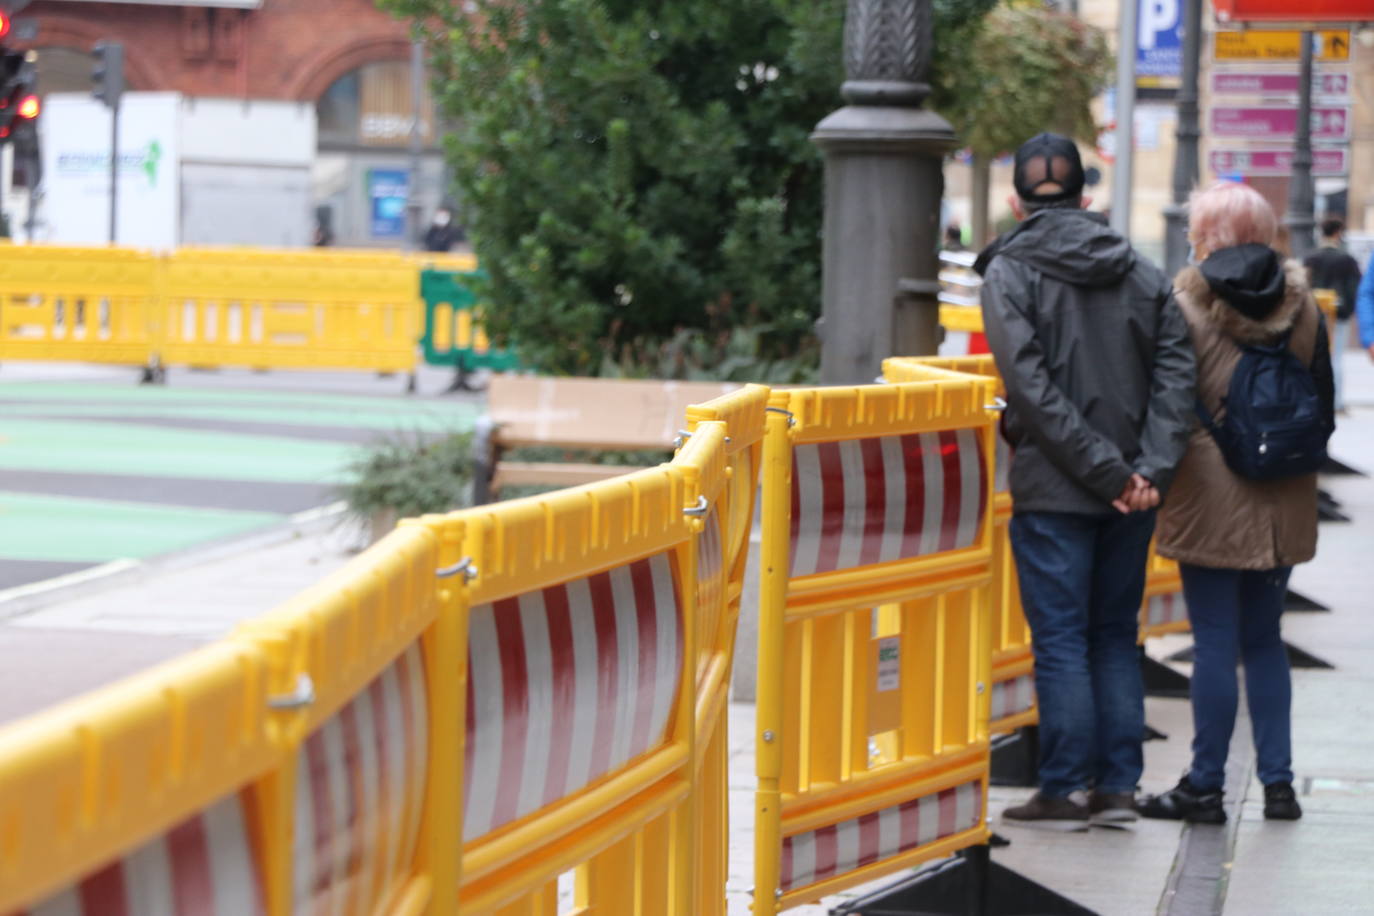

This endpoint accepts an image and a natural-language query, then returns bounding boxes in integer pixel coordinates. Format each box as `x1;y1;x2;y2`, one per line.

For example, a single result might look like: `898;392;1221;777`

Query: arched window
316;60;438;150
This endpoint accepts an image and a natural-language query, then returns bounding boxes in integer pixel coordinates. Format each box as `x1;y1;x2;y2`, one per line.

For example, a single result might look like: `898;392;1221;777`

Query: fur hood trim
1175;258;1307;346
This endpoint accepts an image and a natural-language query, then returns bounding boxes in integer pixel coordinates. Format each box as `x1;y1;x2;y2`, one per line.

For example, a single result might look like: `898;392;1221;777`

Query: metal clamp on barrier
266;672;316;710
437;556;478;581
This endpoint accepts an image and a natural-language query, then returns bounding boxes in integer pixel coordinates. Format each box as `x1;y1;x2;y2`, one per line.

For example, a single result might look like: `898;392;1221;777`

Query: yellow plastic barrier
0;521;445;915
1314;288;1338;348
0;245;159;366
884;355;1035;734
157;248;419;373
685;385;770;908
450;422;731;913
753;375;997;912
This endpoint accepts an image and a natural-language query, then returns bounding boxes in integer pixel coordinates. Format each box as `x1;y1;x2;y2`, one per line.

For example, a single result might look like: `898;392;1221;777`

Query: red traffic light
0;14;10;40
17;95;38;119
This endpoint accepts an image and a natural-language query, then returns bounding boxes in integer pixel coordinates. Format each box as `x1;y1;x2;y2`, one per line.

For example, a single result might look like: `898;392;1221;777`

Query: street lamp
811;0;955;384
1163;0;1202;277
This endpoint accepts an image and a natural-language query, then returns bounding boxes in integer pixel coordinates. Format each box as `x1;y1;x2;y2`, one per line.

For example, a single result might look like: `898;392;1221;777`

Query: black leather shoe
1263;781;1302;820
1136;776;1226;824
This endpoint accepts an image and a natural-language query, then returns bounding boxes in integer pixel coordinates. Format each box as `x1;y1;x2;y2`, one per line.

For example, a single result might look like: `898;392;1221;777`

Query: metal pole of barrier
752;402;793;915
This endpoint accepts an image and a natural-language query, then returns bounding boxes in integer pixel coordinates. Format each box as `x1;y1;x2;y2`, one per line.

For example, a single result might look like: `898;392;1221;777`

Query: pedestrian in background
977;133;1196;832
1356;250;1374;364
1303;217;1361;412
943;222;966;252
424;206;463;253
1139;182;1333;825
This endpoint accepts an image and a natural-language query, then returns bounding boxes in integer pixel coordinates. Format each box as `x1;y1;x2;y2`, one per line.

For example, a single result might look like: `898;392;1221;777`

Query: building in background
12;0;451;247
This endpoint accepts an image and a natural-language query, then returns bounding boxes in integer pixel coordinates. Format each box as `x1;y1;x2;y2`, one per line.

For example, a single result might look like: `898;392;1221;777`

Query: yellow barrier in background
0;245;159;367
157;248;418;374
0;245;451;375
753;372;997;912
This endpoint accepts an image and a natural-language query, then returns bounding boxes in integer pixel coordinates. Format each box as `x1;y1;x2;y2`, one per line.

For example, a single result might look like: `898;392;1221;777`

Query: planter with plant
339;430;475;543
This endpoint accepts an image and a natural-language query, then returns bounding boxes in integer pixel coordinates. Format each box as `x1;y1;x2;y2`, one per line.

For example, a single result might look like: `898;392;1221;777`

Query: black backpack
1195;330;1331;481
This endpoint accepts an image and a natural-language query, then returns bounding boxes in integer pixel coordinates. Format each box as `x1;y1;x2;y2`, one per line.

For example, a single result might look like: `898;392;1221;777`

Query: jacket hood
1175;257;1308;346
974;209;1135;287
1198;244;1285;321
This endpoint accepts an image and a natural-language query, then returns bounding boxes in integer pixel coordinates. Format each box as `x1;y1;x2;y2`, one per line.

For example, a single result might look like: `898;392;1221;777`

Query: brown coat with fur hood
1156;259;1328;570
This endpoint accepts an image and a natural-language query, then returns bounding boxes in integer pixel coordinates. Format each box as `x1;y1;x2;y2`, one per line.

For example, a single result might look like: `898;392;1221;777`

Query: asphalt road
0;361;481;592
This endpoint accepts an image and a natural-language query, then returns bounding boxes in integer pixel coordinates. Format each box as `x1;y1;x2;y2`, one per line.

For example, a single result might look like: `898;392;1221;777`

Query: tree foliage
385;0;848;375
934;3;1113;158
381;0;1101;374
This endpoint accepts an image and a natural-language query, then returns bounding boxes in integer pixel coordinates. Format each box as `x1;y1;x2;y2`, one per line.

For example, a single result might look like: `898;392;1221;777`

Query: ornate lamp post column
812;0;956;384
1163;0;1202;277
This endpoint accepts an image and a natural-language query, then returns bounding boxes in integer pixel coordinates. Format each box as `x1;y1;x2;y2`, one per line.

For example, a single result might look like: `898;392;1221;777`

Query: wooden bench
473;375;740;502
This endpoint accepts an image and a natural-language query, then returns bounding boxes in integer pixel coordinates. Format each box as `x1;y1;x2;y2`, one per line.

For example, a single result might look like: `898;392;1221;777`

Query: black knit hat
1013;132;1086;203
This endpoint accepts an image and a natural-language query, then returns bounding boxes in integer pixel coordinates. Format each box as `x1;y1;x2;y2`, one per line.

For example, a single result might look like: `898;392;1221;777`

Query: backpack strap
1194;398;1219;433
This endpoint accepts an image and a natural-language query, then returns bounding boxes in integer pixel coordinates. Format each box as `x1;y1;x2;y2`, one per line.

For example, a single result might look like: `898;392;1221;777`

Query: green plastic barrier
419;269;519;372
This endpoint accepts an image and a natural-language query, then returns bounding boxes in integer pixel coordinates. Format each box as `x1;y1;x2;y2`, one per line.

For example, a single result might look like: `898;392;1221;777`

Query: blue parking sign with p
1137;0;1182;87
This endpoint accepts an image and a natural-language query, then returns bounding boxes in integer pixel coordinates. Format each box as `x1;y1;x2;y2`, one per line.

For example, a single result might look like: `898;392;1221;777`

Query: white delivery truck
37;92;316;249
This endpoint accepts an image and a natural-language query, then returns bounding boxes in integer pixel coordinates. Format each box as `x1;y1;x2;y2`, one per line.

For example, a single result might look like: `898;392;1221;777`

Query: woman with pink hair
1137;182;1334;825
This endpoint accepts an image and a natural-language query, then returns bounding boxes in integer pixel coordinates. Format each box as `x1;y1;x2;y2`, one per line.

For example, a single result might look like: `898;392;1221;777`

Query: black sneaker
1263;782;1302;820
1002;791;1090;832
1136;776;1226;824
1089;790;1139;828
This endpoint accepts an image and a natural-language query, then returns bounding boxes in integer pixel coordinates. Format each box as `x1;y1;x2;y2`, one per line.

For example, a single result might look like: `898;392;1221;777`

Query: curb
0;502;354;622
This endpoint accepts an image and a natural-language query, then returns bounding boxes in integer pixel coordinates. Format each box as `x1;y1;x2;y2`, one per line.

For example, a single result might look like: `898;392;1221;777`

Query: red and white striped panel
696;508;726;625
938;331;991;358
21;793;263;916
1145;591;1188;628
293;643;429;916
789;429;987;579
778;781;982;895
463;550;683;842
989;673;1036;723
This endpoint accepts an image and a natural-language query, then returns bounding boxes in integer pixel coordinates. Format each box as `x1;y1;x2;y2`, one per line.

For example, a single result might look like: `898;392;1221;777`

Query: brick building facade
16;0;448;247
18;0;413;103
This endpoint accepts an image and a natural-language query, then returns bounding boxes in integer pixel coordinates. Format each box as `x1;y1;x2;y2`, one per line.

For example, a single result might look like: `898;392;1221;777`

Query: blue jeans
1179;564;1294;791
1010;511;1155;797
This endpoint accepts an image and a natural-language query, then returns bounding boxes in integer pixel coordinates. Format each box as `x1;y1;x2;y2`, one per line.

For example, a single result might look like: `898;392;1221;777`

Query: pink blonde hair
1188;181;1278;254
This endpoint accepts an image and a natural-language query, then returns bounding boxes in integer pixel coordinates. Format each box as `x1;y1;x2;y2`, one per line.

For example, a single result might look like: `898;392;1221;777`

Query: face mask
434;212;451;227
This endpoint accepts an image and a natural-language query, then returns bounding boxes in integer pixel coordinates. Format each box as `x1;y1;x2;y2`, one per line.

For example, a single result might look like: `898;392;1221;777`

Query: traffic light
0;12;10;40
91;41;123;109
0;47;35;140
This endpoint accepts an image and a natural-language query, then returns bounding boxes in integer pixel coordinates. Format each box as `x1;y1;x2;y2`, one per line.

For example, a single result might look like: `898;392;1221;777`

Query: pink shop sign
1210;106;1350;141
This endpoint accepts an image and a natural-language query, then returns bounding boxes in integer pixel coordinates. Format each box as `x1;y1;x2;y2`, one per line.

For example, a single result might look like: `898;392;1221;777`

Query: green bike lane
0;376;478;592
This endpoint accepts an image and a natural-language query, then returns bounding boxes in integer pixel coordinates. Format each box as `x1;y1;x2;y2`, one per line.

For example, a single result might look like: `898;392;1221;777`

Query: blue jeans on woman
1179;563;1294;791
1010;510;1156;798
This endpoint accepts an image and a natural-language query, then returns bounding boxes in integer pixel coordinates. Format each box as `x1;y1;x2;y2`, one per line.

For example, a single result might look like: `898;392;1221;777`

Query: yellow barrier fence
0;245;436;375
884;355;1035;736
0;520;446;914
157;248;418;374
450;421;732;914
753;373;997;912
0;245;160;366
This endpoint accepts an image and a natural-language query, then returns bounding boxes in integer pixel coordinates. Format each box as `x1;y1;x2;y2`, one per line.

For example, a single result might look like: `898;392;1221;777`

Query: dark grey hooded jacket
975;209;1196;515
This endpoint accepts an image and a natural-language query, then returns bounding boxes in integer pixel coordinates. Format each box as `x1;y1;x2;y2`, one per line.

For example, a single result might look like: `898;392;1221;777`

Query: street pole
1284;32;1316;259
109;98;119;244
812;0;956;382
1110;0;1138;238
1163;0;1202;276
406;39;424;252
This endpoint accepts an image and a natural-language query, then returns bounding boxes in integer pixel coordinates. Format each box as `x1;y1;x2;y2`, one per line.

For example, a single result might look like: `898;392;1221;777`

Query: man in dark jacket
977;133;1196;831
1303;217;1361;412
